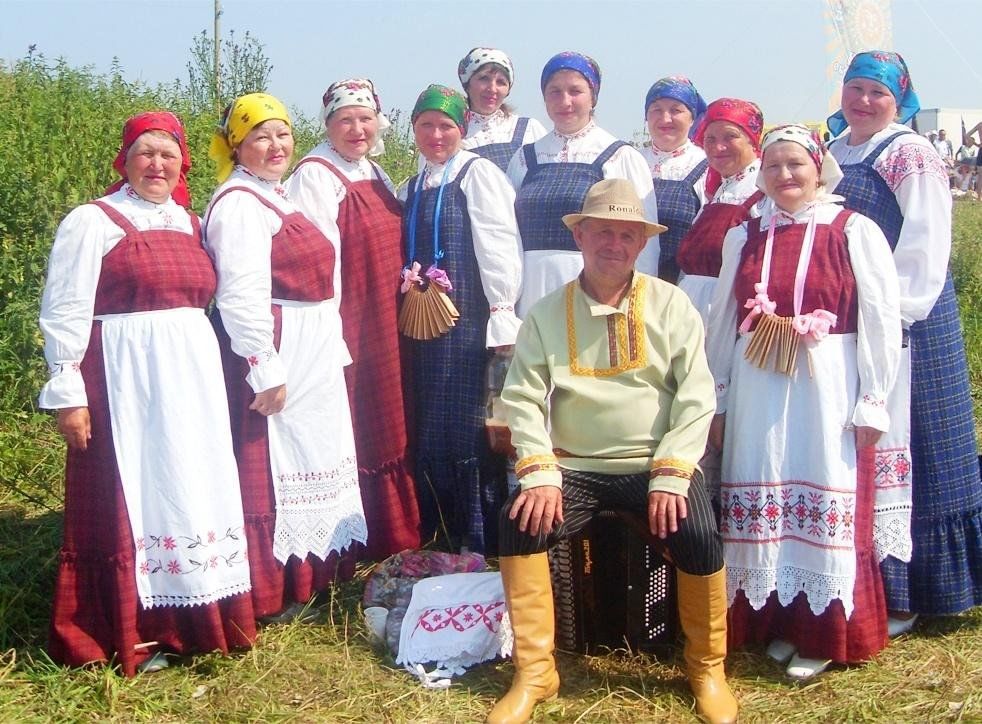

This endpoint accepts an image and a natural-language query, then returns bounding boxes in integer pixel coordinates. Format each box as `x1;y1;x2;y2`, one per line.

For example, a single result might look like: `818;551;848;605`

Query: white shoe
765;639;797;664
786;653;831;680
887;613;919;638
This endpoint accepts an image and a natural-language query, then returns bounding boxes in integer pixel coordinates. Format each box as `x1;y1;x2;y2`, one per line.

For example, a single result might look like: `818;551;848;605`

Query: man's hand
58;406;91;451
648;490;688;539
509;485;564;537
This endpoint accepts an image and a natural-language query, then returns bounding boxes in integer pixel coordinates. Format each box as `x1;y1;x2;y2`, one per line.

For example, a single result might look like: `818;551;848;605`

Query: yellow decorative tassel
744;314;805;377
398;283;460;340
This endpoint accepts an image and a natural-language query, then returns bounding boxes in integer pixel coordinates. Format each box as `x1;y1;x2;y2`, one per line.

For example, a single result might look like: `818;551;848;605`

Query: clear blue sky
2;0;980;141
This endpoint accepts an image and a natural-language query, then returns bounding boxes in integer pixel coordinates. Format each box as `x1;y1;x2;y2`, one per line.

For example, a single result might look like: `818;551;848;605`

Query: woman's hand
250;384;286;416
708;413;726;452
855;425;882;450
58;407;91;450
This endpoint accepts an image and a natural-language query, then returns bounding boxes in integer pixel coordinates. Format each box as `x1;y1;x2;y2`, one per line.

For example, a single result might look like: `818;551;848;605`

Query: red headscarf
107;111;192;208
693;98;764;199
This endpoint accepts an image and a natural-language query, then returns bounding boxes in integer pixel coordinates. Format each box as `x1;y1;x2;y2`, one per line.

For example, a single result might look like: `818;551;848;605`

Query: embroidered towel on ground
396;571;513;684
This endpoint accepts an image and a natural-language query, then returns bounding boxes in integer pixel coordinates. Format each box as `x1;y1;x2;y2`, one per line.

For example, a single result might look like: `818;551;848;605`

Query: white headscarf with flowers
320;78;391;157
757;124;844;200
457;47;514;87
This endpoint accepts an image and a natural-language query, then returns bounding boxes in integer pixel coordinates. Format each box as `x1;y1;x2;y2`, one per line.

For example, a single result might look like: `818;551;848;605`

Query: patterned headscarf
694;98;764;151
208;93;291;182
108;111;192;208
457;47;514;87
644;76;707;121
694;98;764;197
827;50;921;137
320;78;391;157
540;51;601;106
411;85;468;133
758;124;843;195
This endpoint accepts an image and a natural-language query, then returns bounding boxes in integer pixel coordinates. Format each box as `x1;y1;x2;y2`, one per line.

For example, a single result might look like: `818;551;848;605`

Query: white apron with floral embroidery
99;307;251;608
871;346;912;562
266;298;366;563
721;332;861;618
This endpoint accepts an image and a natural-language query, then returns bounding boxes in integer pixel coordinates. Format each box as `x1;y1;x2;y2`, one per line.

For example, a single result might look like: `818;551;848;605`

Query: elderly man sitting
488;179;735;724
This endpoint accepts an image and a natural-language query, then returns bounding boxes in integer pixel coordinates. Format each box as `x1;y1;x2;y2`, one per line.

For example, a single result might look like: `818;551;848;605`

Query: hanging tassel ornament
398;262;460;340
744;314;800;376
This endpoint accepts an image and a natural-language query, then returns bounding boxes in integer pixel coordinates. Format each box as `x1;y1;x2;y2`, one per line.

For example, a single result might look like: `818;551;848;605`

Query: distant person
675;98;765;326
828;50;982;634
964;121;982;199
400;84;523;554
206;93;368;624
287;78;422;560
492;179;736;724
934;129;954;166
507;51;660;315
40;111;255;676
456;47;547;171
707;124;901;679
641;75;709;284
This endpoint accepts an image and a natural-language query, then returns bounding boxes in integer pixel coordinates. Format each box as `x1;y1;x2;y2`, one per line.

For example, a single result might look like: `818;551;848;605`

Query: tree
182;29;272;114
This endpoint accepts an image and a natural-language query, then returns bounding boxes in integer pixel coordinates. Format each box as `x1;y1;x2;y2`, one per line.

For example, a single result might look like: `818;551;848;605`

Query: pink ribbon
738;283;777;333
425;264;453;293
401;262;423;293
792;309;837;341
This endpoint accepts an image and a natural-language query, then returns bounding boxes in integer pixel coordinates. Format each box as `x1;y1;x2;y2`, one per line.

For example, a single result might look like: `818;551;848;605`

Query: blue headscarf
644;76;708;139
540;51;601;106
827;50;921;137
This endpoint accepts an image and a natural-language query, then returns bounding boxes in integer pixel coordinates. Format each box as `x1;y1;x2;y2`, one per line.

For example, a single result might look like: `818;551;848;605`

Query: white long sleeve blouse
829;123;952;328
505;121;661;274
706;200;901;433
203;167;298;394
39;186;195;409
399;149;523;347
284;143;398;305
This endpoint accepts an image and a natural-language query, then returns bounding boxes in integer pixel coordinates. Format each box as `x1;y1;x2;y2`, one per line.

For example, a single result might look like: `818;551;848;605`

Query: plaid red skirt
49;322;256;677
727;447;888;662
331;167;421;558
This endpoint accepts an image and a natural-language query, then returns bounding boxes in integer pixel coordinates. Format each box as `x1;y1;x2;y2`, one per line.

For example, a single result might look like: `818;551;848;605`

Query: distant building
915;108;982;140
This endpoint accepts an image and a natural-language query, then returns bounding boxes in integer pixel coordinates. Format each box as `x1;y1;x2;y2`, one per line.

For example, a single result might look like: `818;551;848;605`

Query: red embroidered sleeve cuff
244;346;287;393
38;360;87;409
853;393;890;434
515;454;562;490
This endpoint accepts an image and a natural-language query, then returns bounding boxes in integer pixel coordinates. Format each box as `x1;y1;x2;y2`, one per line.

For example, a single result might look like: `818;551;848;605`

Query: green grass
1;203;981;723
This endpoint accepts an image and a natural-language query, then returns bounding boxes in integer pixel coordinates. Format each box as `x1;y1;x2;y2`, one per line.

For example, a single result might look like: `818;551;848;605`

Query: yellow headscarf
208;93;291;182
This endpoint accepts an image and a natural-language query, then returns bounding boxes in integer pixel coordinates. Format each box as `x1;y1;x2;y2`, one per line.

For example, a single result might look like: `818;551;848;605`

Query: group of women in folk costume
37;43;979;689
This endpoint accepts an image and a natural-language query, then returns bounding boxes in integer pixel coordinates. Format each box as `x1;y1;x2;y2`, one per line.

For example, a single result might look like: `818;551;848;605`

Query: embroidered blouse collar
761;197;844;227
649;140;692;160
322;144;374;179
124;183;171;207
236;164;288;198
469;109;508;130
553;119;596;142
